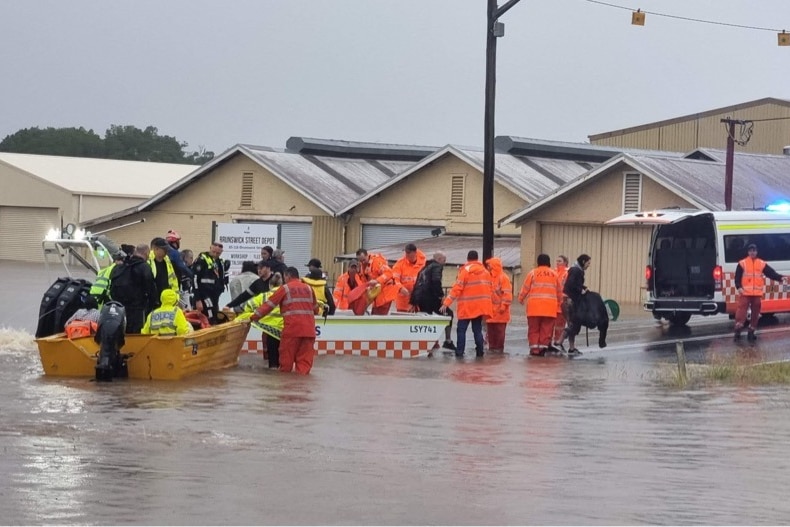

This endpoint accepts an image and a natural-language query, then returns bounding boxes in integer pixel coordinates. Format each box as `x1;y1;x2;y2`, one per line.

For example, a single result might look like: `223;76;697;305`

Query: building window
450;174;465;214
240;172;254;208
622;173;642;214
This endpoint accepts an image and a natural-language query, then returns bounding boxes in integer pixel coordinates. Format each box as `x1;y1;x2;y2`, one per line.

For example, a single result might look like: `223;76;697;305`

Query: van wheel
666;312;692;326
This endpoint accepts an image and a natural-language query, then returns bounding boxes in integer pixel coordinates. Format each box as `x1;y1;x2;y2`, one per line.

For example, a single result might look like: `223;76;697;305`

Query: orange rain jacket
360;253;399;307
252;278;318;337
333;271;360;310
486;257;512;324
518;264;562;318
555;263;568;314
392;249;427;311
442;260;493;320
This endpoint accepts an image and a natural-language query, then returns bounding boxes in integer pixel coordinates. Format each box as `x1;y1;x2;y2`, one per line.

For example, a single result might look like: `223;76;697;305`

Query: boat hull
36;321;250;380
243;313;449;359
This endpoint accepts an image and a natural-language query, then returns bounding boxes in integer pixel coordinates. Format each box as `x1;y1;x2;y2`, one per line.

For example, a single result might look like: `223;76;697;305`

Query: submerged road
3;260;790;525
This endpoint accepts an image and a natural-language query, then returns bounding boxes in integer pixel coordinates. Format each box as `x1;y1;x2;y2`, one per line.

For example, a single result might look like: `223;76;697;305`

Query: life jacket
240;289;284;339
302;276;329;315
148;251;179;291
739;257;767;296
184;310;211;330
65;319;98;339
89;264;116;305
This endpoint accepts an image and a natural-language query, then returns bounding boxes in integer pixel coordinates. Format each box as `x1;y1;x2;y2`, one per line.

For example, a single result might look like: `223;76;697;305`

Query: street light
483;0;522;261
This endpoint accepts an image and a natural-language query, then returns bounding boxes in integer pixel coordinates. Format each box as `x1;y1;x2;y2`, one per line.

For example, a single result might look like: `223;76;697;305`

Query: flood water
2;261;790;525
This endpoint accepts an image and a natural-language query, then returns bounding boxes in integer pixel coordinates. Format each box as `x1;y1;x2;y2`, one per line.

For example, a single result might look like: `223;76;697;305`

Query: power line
582;0;784;33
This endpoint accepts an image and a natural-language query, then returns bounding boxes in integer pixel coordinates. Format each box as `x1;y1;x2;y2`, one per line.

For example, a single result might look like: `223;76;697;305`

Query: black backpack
109;263;136;305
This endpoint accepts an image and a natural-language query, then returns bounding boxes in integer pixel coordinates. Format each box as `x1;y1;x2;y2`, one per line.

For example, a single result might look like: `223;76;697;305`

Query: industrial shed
589;97;790;155
0;153;196;262
500;149;790;305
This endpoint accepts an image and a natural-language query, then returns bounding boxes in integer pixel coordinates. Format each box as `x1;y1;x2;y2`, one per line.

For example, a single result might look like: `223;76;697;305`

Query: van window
724;233;790;263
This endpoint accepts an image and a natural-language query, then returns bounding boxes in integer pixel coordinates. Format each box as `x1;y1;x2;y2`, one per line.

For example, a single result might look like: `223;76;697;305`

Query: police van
607;209;790;325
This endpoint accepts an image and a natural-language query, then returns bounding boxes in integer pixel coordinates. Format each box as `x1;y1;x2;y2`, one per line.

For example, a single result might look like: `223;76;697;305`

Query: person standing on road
440;250;493;358
251;267;318;374
485;256;512;353
410;251;456;351
518;254;561;356
561;254;591;356
552;255;569;349
734;243;787;341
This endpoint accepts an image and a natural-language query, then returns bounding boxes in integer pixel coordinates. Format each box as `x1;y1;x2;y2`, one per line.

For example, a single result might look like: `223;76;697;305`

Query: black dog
572;291;609;348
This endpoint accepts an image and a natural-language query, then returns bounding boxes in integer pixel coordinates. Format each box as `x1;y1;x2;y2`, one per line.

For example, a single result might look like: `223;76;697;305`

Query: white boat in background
242;312;450;359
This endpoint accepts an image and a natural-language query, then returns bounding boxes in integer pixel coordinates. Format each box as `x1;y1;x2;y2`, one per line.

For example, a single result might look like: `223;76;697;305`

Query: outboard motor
94;301;128;382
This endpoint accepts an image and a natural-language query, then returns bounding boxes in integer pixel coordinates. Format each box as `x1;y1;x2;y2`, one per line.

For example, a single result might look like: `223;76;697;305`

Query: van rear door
605;210;708;225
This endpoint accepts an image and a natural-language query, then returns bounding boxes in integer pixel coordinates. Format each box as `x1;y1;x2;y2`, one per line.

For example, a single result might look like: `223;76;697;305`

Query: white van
607;209;790;325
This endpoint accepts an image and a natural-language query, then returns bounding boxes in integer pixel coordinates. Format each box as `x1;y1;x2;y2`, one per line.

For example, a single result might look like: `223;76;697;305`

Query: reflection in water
3;328;790;524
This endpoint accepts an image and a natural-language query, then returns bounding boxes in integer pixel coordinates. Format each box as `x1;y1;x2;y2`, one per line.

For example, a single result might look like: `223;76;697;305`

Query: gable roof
0;152;197;198
81;141;426;226
589;97;790;141
500;150;790;225
337;143;596;215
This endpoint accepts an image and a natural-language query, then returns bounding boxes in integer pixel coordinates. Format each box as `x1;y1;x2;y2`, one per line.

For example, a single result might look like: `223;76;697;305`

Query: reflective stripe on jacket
89;264;116;304
237;287;284;339
392;250;427;311
141;289;192;335
739;257;767;297
518;265;561;318
253;278;317;338
148;252;179;291
361;253;398;307
442;260;494;320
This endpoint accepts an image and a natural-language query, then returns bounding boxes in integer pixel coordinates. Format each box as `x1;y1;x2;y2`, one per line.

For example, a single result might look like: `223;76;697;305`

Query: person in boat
109;243;158;333
149;237;179;299
64;295;101;339
518;253;562;357
392;243;427;313
89;250;126;307
192;241;226;324
236;272;284;368
440;250;493;358
225;259;273;310
333;262;360;310
250;267;319;375
230;261;260;300
141;289;193;336
303;258;335;316
164;229;194;288
485;257;512;353
356;248;398;315
411;251;456;350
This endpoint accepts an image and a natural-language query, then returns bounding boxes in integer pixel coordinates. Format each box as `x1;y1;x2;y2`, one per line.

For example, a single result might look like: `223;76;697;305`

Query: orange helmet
166;230;181;242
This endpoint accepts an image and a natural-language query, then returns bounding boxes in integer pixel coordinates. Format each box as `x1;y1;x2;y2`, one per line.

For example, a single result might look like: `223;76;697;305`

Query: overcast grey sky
1;0;788;155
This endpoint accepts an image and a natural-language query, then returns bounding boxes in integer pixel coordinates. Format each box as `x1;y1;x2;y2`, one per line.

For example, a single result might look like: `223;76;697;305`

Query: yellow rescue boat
36;320;250;381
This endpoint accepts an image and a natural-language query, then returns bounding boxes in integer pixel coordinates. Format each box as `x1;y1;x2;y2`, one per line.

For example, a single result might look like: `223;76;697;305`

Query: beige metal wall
0;165;71;217
592;102;790;154
77;195;144;223
516;166;694;304
311;215;345;283
346;154;524;247
87;153;342;268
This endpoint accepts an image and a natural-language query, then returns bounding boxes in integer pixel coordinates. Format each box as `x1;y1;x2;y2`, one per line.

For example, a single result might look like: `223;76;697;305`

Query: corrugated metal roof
335;235;522;270
0;152;197;197
501;150;790;225
496;135;686;160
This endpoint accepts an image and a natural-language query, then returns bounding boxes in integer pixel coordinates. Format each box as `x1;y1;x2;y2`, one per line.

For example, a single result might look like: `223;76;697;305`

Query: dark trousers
457;316;485;355
198;293;221;324
266;334;280;368
124;307;146;334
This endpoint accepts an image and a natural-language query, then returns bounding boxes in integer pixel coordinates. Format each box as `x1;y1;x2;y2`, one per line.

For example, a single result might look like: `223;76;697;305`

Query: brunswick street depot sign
215;222;278;277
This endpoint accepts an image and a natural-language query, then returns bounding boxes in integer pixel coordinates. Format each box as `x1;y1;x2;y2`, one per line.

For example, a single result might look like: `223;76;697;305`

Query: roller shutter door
361;224;436;250
0;206;59;262
540;224;603;291
280;222;312;272
599;226;652;305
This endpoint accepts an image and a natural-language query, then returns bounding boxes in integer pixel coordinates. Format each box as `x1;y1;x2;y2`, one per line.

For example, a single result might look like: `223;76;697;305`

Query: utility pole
721;118;737;211
483;0;522;262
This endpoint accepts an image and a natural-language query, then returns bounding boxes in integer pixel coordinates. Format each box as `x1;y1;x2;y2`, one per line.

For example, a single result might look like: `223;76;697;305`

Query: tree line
0;125;215;165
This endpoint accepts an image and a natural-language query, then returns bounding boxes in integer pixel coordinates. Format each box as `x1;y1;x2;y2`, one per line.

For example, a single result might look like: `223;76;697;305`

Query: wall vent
240;172;254;208
623;173;642;214
450;174;465;214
